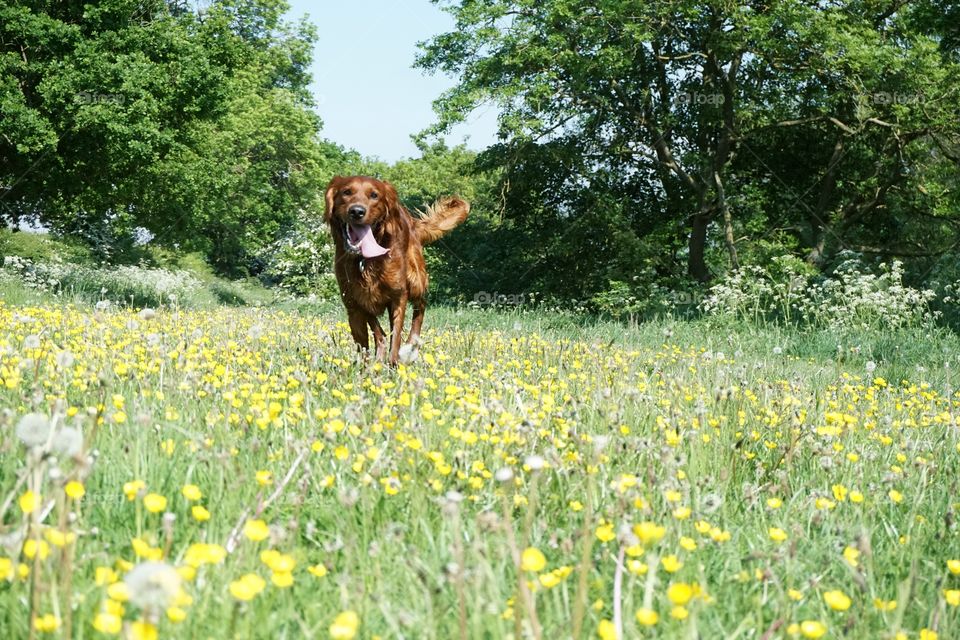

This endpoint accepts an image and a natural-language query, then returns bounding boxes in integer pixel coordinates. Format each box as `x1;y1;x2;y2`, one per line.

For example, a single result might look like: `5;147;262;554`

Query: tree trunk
688;212;711;282
807;139;844;267
714;170;739;269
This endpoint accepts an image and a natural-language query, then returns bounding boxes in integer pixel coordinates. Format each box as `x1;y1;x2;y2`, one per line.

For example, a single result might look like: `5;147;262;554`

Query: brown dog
324;175;469;364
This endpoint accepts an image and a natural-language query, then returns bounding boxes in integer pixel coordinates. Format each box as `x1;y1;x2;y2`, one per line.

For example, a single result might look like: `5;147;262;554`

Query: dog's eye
370;192;378;199
342;189;353;196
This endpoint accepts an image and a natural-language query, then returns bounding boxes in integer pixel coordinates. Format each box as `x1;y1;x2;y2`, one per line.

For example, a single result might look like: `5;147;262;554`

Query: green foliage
0;0;333;272
0;228;94;265
418;0;960;293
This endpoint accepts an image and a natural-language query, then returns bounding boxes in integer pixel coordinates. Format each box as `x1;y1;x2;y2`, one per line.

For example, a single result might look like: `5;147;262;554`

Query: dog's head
325;176;400;257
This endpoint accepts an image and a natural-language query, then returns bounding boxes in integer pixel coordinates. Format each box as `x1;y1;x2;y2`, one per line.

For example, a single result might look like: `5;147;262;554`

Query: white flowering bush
258;224;338;299
2;256;202;306
701;254;937;329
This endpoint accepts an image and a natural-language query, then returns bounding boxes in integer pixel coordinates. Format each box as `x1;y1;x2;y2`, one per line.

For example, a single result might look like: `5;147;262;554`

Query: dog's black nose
348;205;366;220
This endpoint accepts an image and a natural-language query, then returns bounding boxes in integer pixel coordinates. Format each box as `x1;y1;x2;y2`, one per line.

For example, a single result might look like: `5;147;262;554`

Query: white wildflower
124;562;182;610
16;413;52;448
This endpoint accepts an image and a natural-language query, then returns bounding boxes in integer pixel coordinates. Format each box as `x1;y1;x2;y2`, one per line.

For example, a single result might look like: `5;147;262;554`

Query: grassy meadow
1;293;960;640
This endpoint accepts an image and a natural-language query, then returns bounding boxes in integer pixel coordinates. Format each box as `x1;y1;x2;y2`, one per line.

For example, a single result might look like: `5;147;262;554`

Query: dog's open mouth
343;222;389;258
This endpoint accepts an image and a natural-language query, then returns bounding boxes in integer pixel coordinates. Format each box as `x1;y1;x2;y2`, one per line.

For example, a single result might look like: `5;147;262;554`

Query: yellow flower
309;564;329;578
595;523;615;543
948;560;960;575
800;620;827;639
143;493;167;513
597;619;616;640
23;539;49;560
823;589;851;611
19;490;39;514
815;497;836;510
183;543;227;567
0;557;15;580
243;519;270;542
64;481;85;500
521;547;547;572
129;621;157;640
271;571;294;587
832;484;848;502
256;470;273;486
181;484;202;501
888;489;903;504
873;598;897;611
919;630;938;640
635;608;659;626
788;588;804;601
670;605;689;620
766;497;783;509
329;610;360;640
661;555;683;573
123;480;145;501
945;590;960;607
131;537;163;561
32;614;59;632
107;582;130;602
667;582;694;606
166;606;187;622
633;521;666;545
229;573;266;601
260;550;296;573
676;538;695;553
43;529;75;548
191;505;210;522
843;546;860;567
93;612;122;634
768;527;788;543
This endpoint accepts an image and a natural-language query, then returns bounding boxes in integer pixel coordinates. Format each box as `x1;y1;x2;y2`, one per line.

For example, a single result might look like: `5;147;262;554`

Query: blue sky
286;0;500;162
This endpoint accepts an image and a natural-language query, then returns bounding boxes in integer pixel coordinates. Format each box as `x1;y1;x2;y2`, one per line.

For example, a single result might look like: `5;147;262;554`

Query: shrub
590;277;676;320
258;224;338;300
1;256;202;307
700;253;936;329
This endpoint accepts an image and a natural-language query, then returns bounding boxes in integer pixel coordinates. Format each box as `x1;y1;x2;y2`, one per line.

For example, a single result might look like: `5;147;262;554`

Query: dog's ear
324;176;341;222
382;180;404;219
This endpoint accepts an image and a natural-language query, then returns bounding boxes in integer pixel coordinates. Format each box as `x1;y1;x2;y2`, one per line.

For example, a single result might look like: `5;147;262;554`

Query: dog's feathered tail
414;197;470;245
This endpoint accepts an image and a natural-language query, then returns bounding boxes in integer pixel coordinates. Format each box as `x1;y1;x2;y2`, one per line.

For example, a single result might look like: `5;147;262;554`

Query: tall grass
0;300;958;638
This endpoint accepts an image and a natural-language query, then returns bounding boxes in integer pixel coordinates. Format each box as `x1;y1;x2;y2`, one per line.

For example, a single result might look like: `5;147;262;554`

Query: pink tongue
350;224;389;258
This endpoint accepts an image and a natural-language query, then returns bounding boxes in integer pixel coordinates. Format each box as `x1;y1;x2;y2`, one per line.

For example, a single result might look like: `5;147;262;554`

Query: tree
417;0;960;287
0;0;328;271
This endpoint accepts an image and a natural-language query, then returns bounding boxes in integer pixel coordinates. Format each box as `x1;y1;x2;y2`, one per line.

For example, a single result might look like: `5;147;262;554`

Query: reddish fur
324;175;469;364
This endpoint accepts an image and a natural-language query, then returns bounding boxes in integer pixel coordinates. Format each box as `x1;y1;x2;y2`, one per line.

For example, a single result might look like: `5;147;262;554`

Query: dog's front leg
388;295;408;366
368;317;386;361
347;308;370;354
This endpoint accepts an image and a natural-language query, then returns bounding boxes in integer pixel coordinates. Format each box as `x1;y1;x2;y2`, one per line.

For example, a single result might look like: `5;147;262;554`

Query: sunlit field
2;300;960;640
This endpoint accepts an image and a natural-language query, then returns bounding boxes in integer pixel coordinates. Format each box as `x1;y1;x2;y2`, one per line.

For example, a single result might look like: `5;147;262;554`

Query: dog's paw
398;343;419;365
